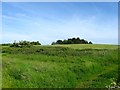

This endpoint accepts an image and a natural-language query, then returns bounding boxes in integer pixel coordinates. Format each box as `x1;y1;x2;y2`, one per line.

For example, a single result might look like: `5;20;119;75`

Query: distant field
1;44;119;88
49;44;118;50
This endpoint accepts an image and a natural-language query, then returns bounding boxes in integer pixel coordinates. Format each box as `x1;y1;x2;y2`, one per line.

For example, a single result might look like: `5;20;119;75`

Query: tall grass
2;45;119;88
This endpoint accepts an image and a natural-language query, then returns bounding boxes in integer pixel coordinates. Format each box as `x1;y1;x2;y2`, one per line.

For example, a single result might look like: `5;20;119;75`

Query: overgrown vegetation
10;40;41;47
1;43;12;46
2;44;119;88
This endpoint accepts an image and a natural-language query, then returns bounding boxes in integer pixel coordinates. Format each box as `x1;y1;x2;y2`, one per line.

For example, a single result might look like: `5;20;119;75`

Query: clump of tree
30;41;41;45
10;40;41;47
1;43;12;46
51;37;93;45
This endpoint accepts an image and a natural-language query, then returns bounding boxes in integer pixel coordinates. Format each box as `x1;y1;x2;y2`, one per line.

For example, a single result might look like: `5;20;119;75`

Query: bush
10;40;41;48
51;37;93;45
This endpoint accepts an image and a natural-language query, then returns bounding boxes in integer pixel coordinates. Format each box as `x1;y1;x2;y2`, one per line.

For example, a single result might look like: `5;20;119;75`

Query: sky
2;2;118;45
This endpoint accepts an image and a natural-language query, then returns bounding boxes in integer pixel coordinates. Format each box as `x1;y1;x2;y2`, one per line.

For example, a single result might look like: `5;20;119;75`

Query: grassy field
48;44;118;49
1;44;119;88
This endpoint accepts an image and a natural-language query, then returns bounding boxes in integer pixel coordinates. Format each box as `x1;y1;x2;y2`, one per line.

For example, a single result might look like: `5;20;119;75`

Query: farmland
1;44;119;88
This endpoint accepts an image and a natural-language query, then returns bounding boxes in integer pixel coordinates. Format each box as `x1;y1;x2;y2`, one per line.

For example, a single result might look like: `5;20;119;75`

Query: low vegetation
1;40;41;47
10;40;41;47
2;44;119;88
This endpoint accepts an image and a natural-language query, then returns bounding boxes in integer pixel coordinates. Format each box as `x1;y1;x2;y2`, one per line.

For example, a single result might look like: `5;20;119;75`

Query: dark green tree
51;37;93;45
89;41;93;44
56;40;63;44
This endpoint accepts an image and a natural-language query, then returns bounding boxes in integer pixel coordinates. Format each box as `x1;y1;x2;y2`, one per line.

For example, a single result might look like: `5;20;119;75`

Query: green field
1;44;119;88
48;44;118;49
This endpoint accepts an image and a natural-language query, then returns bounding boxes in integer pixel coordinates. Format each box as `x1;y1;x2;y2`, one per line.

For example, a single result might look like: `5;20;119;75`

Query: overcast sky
2;2;118;45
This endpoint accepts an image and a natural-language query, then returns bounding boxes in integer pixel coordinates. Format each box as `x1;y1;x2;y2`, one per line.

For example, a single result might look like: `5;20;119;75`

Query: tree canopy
51;37;93;45
10;40;41;47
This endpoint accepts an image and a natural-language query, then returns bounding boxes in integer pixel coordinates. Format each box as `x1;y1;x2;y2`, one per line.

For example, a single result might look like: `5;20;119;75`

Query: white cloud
2;15;17;20
2;13;118;44
2;32;30;43
2;13;29;21
46;15;118;43
15;13;27;17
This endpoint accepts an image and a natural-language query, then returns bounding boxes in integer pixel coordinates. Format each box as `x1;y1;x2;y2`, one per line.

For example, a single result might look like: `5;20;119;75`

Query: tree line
1;40;41;47
51;37;92;45
10;40;41;47
1;37;93;47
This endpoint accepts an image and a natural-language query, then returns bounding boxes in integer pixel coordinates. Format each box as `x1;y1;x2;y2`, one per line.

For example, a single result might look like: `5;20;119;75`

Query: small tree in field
10;40;19;47
89;41;93;44
30;41;41;45
51;42;56;45
10;40;31;48
10;40;41;47
19;40;31;47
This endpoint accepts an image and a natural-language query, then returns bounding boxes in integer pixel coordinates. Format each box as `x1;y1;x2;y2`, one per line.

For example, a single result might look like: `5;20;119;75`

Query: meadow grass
50;44;118;50
2;44;119;88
